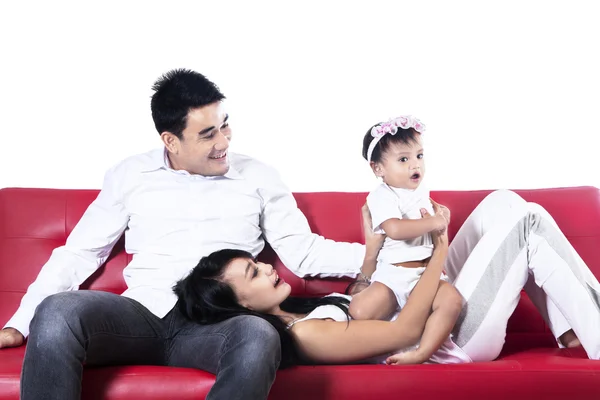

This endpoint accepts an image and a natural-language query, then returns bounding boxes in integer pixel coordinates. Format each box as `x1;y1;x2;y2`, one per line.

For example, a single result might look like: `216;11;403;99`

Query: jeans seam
80;298;168;346
219;333;232;373
85;332;162;341
82;331;164;358
124;297;166;334
166;332;228;369
164;308;178;362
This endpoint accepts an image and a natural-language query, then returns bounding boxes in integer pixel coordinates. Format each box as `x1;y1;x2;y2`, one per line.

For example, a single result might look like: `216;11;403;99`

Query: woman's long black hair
173;249;350;368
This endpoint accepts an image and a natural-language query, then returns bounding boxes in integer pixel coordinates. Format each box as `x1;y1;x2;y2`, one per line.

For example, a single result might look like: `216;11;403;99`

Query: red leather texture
1;186;600;399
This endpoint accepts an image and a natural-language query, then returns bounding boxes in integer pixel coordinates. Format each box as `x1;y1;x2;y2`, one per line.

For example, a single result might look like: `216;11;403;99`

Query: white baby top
366;183;435;264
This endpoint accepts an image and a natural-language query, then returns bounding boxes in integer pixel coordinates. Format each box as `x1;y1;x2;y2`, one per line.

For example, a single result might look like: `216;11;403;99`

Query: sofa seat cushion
0;347;596;400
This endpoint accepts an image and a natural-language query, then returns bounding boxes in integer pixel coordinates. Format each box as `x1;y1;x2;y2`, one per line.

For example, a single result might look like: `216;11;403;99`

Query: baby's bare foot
385;349;425;365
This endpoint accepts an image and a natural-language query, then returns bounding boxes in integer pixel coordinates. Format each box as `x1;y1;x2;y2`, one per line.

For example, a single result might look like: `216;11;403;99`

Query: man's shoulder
108;148;164;175
230;153;280;180
98;149;164;191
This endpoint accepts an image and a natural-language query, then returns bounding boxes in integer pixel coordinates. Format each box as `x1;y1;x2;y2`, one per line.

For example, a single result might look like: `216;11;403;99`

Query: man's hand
353;202;386;286
361;202;386;253
0;328;24;349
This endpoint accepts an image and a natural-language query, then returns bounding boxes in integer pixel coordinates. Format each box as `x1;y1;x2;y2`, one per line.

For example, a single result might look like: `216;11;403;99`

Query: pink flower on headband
371;121;398;138
370;115;426;139
366;115;426;162
396;116;411;129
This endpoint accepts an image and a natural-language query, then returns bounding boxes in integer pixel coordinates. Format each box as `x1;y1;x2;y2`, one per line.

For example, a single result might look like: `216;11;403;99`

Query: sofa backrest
2;186;599;331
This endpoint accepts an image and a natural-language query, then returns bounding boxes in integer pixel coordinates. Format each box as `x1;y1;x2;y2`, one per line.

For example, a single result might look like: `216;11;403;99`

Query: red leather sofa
1;186;600;399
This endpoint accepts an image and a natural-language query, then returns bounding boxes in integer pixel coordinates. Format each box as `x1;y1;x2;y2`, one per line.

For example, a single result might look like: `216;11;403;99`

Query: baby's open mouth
411;172;421;180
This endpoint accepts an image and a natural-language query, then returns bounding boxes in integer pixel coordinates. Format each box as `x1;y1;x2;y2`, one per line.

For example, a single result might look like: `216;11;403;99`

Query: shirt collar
140;148;244;180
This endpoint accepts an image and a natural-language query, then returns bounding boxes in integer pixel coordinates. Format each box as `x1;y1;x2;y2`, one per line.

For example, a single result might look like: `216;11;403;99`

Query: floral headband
366;115;426;162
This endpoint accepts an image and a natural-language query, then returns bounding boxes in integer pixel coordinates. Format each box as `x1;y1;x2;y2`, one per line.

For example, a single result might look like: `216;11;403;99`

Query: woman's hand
420;202;449;249
426;198;450;233
431;199;451;228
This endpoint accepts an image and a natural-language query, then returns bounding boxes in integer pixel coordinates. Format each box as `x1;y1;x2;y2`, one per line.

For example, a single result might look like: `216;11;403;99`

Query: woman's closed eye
252;266;259;278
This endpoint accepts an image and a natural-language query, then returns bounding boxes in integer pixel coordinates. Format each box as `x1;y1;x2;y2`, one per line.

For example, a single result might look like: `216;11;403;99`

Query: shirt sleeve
258;168;365;279
367;186;403;234
3;164;130;337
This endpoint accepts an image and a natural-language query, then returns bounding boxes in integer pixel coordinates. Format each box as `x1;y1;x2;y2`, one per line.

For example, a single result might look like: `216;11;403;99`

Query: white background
1;1;598;192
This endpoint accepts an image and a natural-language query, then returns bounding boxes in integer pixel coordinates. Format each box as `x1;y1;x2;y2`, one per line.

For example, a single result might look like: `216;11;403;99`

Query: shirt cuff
3;310;32;338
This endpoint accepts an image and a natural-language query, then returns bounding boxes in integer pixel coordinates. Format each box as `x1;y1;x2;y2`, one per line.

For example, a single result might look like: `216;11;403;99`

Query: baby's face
375;136;425;190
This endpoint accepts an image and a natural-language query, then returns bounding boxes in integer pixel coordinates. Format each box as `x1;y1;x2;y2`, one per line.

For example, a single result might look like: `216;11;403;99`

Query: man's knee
207;316;280;398
225;315;281;364
33;292;77;322
30;292;92;343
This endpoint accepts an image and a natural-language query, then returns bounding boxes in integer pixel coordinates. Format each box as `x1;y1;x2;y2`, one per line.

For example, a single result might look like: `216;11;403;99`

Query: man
0;69;365;400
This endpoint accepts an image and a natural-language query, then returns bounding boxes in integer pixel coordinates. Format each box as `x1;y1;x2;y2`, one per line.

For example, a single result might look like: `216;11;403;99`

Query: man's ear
370;161;384;178
160;131;181;154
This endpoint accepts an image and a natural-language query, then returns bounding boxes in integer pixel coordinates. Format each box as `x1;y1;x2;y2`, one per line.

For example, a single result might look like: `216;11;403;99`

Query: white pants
371;262;449;308
447;190;600;361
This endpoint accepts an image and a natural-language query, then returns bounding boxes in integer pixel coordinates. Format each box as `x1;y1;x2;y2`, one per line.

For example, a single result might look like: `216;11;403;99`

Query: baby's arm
380;213;447;241
368;186;449;242
386;280;463;364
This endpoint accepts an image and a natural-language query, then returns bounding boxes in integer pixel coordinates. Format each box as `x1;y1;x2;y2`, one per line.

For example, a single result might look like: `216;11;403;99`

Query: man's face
162;102;231;176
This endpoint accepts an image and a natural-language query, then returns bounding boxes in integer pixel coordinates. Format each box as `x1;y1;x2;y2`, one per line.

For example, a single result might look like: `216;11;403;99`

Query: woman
174;190;600;368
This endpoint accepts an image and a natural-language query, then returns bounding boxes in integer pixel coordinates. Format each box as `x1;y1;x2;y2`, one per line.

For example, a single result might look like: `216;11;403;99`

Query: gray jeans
20;291;281;400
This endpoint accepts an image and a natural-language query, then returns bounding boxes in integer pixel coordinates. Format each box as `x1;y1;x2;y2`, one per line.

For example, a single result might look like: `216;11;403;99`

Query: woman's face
222;257;291;313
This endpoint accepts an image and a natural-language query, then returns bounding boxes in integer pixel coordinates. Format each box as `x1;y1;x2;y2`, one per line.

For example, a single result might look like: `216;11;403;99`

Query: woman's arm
291;206;449;364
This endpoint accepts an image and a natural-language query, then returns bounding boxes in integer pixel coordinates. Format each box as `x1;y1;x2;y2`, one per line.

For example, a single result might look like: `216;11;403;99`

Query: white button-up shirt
5;148;365;337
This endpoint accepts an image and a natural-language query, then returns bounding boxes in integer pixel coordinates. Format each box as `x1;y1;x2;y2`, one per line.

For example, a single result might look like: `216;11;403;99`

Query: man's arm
1;164;130;342
357;203;386;279
258;169;364;278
